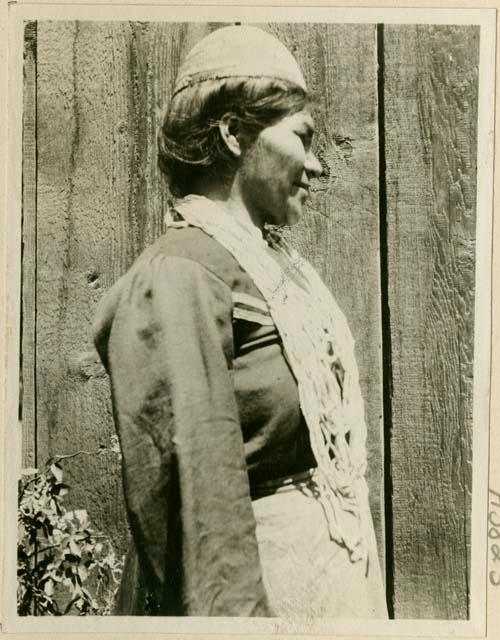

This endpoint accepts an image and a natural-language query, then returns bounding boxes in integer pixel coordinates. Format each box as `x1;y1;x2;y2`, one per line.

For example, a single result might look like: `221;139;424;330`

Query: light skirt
251;469;389;619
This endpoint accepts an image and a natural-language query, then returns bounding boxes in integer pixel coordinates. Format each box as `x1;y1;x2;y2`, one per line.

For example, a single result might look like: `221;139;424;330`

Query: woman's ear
219;114;242;158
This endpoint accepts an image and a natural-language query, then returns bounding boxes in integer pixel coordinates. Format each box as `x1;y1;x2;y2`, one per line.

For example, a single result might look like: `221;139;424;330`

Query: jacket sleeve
97;253;270;616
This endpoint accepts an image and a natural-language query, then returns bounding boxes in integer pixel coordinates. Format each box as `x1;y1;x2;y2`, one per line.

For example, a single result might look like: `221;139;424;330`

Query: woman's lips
294;182;310;191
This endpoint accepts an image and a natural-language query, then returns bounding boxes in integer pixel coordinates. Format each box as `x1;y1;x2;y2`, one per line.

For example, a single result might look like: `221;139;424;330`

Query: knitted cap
173;25;307;97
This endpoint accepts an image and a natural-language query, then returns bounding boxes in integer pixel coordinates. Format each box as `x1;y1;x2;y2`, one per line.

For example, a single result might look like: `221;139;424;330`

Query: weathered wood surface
21;22;37;468
36;21;134;553
383;25;478;618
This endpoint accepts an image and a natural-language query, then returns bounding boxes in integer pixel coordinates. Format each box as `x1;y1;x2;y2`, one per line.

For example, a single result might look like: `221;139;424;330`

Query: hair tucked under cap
173;25;307;97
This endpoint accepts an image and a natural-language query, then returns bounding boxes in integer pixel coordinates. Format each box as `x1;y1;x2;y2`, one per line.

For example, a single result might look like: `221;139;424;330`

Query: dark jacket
93;226;315;616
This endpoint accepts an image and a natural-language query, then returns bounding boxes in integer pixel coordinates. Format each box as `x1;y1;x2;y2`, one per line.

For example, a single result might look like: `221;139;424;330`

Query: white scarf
168;195;372;565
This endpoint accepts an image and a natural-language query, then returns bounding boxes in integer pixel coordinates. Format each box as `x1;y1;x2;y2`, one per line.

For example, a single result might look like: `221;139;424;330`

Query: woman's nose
305;151;323;179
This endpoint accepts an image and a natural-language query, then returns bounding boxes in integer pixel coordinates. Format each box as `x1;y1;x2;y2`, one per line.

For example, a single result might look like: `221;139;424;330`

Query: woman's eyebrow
303;121;315;136
296;122;315;137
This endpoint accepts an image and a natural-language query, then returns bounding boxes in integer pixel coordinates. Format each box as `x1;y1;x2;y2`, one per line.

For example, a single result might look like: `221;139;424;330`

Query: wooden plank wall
383;24;478;619
21;21;37;468
21;21;479;619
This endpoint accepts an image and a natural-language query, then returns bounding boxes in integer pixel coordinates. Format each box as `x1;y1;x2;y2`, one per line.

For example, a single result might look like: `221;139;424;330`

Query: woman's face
238;109;323;227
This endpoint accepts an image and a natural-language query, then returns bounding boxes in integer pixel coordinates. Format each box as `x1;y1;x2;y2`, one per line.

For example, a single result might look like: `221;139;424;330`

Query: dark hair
158;77;308;198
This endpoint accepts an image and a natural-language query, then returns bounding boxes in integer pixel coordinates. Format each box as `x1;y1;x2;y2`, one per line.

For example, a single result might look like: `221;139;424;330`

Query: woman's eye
296;132;312;149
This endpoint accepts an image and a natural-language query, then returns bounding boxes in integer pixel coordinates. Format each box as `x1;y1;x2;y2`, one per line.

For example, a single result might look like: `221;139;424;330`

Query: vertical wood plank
36;21;135;554
384;24;478;618
266;23;384;564
21;21;37;468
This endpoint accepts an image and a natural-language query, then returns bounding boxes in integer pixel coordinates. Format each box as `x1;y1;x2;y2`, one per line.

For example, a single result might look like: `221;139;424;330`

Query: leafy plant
18;443;124;616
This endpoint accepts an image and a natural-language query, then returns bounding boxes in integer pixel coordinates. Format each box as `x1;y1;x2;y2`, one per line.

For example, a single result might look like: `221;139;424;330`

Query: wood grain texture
21;22;37;468
263;23;384;563
36;21;135;553
383;25;478;619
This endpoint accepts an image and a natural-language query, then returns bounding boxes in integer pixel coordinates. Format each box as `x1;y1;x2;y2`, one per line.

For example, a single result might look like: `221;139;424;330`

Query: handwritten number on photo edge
490;544;500;562
489;488;500;509
488;489;500;585
490;571;500;586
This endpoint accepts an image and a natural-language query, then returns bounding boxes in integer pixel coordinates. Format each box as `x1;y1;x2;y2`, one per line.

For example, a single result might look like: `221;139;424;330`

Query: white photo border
1;3;497;638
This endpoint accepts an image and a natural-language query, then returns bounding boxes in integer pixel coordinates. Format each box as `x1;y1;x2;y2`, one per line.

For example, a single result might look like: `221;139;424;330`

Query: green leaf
50;463;63;483
74;510;89;527
68;539;81;558
77;565;88;582
53;483;70;497
44;580;54;597
17;455;125;616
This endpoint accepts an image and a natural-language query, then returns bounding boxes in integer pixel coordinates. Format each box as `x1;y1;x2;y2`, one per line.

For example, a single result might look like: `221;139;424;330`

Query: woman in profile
94;25;387;618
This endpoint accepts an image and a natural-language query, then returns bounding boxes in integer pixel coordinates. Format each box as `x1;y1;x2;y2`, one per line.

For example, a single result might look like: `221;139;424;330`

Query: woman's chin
263;202;303;228
284;205;303;227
